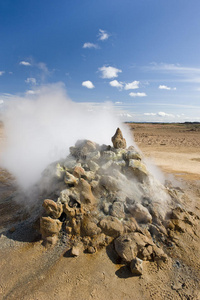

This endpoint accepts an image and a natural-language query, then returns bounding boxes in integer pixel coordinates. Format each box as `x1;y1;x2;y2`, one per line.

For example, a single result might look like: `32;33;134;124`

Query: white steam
1;82;133;188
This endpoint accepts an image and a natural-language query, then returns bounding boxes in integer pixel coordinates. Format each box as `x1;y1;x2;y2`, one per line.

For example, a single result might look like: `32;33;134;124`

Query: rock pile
39;128;183;274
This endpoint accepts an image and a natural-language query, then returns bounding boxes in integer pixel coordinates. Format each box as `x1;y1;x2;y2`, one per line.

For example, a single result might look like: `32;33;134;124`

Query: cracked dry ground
0;122;200;300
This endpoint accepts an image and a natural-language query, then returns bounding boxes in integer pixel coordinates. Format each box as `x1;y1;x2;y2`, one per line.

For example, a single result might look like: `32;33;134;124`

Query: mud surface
0;122;200;300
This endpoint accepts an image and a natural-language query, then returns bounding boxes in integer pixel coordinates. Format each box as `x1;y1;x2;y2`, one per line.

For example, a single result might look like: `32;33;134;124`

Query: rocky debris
130;257;143;275
112;128;127;149
165;206;196;233
38;128;184;275
114;232;167;264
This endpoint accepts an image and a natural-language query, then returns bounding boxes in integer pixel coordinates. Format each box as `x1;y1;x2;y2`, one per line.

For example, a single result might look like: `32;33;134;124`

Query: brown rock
114;235;137;262
87;246;96;254
43;199;63;219
71;217;81;235
79;178;96;205
114;232;155;263
99;216;124;238
71;243;83;256
63;202;76;218
73;166;85;178
111;128;127;149
40;216;62;239
45;235;58;246
130;258;143;275
81;218;101;236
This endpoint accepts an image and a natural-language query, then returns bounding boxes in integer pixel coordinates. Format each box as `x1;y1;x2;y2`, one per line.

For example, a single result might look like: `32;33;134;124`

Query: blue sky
1;0;200;122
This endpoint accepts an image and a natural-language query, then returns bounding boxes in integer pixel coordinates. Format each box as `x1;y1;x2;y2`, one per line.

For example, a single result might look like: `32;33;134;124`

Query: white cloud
124;81;140;90
19;61;31;66
115;101;122;104
0;71;5;76
129;92;147;97
98;29;109;41
159;85;176;90
25;77;37;85
144;113;156;116
83;42;99;49
0;100;4;105
117;113;132;118
99;66;122;79
26;90;36;95
82;80;95;89
109;80;123;90
157;111;174;117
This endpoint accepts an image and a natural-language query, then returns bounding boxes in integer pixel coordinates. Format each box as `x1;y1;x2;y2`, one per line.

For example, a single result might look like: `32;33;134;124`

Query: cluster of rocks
39;128;183;275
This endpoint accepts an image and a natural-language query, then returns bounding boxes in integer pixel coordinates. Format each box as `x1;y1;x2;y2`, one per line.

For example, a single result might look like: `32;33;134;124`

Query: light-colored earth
0;122;200;300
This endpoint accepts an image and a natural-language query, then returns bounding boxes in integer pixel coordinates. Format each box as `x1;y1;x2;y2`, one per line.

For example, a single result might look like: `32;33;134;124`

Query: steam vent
39;128;190;275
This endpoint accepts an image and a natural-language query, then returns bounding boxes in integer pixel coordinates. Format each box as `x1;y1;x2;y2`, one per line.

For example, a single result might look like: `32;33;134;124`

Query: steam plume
1;83;133;188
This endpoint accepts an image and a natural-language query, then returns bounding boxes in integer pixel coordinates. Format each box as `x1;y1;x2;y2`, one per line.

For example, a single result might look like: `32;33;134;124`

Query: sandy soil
0;122;200;300
130;123;200;181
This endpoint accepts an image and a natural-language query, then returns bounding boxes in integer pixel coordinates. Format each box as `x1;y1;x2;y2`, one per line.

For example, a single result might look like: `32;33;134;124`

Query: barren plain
0;122;200;300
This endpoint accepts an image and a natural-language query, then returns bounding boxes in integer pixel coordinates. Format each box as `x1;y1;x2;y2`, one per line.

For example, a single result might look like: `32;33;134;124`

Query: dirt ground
0;122;200;300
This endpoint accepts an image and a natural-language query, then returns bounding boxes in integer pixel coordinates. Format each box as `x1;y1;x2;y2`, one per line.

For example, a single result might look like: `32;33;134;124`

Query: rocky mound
38;128;189;275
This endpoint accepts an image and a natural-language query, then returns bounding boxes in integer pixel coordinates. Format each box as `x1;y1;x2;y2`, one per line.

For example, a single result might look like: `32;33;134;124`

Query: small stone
71;245;81;256
112;128;127;149
130;258;143;275
87;246;96;254
45;235;58;246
